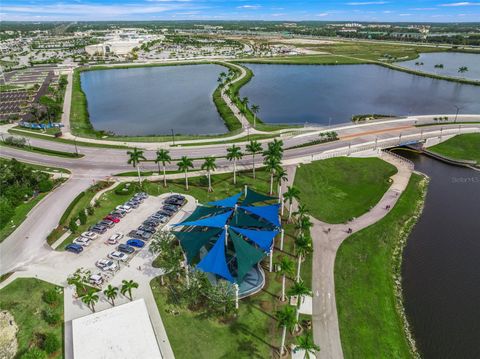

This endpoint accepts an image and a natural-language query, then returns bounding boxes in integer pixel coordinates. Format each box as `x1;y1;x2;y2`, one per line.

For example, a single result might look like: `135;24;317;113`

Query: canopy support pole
269;248;273;272
235;283;239;309
244;184;248;195
224;225;228;246
280;196;285;216
280;229;285;251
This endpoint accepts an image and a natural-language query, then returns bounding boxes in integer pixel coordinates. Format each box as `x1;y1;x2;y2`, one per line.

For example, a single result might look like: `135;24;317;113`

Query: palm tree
263;154;281;195
288;280;312;331
295;234;313;282
277;256;295;302
284;186;301;222
155;149;171;187
201;156;217;192
121;279;139;301
276;305;297;356
251;104;260;127
81;291;99;312
458;66;468;73
103;284;118;306
127;148;146;183
268;138;284;157
226;144;243;185
242;96;249;110
293;204;309;224
245;140;262;179
274;167;288;197
295;331;320;359
177;156;194;190
295;216;313;237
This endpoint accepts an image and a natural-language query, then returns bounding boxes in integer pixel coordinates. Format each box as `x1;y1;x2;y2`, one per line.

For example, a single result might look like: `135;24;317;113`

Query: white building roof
72;299;162;359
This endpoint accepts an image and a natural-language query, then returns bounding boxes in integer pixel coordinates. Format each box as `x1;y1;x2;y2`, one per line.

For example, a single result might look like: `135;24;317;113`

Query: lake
241;64;480;126
399;152;480;359
398;52;480;81
80;64;226;136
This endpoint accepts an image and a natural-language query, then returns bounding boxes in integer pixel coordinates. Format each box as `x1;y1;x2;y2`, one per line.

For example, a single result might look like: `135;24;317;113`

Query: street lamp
454;105;461;123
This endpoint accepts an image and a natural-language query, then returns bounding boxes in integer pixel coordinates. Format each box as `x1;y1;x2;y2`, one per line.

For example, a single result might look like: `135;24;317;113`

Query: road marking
339;125;413;140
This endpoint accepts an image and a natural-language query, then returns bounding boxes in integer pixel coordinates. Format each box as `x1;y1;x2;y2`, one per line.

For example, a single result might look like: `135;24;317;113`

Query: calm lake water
81;64;226;136
398;52;480;81
399;152;480;359
241;64;480;125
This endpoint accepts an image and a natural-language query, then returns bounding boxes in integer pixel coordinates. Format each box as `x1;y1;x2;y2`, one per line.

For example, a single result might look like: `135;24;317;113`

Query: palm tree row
125;139;285;192
81;279;139;313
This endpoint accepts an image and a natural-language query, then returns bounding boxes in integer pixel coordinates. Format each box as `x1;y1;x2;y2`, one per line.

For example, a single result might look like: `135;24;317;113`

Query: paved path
60;70;73;133
283;151;413;359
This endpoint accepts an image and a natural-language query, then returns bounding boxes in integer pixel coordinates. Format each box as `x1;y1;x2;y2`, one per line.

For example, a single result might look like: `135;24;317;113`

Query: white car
81;231;98;240
108;251;129;262
89;273;103;286
95;259;119;272
74;237;91;247
115;205;132;213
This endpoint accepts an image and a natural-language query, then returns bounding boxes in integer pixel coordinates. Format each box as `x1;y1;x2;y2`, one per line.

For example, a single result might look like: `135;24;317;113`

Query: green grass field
335;174;427;359
0;141;82;158
428;133;480;164
0;278;64;358
294;157;398;224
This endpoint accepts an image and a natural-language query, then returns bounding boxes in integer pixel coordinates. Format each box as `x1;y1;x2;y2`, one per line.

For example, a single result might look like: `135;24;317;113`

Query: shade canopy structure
173;189;281;284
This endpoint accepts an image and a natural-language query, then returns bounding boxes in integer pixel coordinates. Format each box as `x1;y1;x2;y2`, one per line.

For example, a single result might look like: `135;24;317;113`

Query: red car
104;215;120;223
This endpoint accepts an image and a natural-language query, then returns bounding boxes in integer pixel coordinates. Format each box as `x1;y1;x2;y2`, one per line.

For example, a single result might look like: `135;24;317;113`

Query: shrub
42;332;60;354
0;197;14;229
43;308;61;325
20;348;47;359
68;217;78;232
86;206;94;215
42;289;60;306
78;209;87;225
38;179;53;193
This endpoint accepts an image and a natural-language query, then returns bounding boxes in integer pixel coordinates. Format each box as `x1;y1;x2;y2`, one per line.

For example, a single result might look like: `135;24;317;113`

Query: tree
177;156;194;190
277;256;295;302
284;186;300;222
288;280;312;331
274;167;288;196
295;331;320;359
295;234;313;282
276;305;297;356
42;332;60;354
121;279;139;301
127;148;146;184
251;104;260;127
103;284;118;306
263;154;281;195
81;291;99;312
293;204;309;224
78;209;87;225
20;348;47;359
155;149;171;187
226;144;243;184
201;156;217;192
150;231;184;284
295;216;313;237
68;217;78;233
245;140;262;179
242;96;249;110
458;66;468;73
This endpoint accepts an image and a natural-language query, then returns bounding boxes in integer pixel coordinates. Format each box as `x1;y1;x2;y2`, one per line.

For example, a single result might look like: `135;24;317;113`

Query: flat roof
72;299;162;359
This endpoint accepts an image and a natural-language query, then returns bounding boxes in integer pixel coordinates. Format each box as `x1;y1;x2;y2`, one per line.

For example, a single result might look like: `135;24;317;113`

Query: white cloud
347;1;388;5
237;5;261;9
316;12;329;16
439;2;480;6
399;13;412;16
409;7;437;10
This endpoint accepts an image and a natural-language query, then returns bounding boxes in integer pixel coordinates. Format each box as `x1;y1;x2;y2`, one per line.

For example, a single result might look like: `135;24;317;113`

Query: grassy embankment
0;140;83;158
0;278;64;358
335;174;427;358
428;133;480;165
294;157;398;223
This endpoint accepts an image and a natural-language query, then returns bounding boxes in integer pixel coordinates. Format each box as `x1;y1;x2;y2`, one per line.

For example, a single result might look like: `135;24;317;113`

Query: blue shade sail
197;230;234;282
230;226;279;252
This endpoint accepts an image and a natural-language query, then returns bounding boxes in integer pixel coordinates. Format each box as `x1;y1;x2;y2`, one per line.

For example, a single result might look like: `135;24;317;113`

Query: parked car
143;219;159;227
108;233;124;242
165;197;186;206
96;259;118;271
135;192;148;199
156;210;172;217
163;205;178;212
149;215;167;223
89;225;107;234
81;231;98;240
73;237;91;247
110;210;126;218
125;201;140;208
65;243;83;254
99;220;115;229
104;215;120;223
118;244;135;254
138;225;156;234
127;239;145;248
89;273;103;286
115;205;132;213
108;251;129;262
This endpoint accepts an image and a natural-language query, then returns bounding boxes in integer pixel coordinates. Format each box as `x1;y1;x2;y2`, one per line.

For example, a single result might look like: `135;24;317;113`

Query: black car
98;220;115;228
89;225;107;234
144;219;160;227
138;225;156;233
125;201;140;209
118;243;135;254
162;206;177;214
156;210;171;217
169;194;185;200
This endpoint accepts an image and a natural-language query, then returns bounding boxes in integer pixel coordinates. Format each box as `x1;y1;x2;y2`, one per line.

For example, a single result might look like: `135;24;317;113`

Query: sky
1;0;479;22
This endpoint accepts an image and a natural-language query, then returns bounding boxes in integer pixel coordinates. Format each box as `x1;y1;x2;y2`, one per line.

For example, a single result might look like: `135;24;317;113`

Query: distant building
85;30;163;56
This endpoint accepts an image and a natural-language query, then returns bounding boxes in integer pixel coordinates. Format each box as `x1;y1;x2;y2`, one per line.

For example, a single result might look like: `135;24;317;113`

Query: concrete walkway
283;151;413;359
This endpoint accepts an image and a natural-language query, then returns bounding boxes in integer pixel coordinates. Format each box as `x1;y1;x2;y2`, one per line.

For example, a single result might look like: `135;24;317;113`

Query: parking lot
63;192;193;289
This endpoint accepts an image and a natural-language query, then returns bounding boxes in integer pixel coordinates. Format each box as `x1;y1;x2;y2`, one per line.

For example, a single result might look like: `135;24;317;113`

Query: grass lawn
0;278;64;358
335;174;427;359
428;133;480;164
294;157;398;224
0;141;83;158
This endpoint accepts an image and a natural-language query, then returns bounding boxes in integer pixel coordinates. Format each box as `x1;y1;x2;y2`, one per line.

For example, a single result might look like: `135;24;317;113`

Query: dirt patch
0;310;18;359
